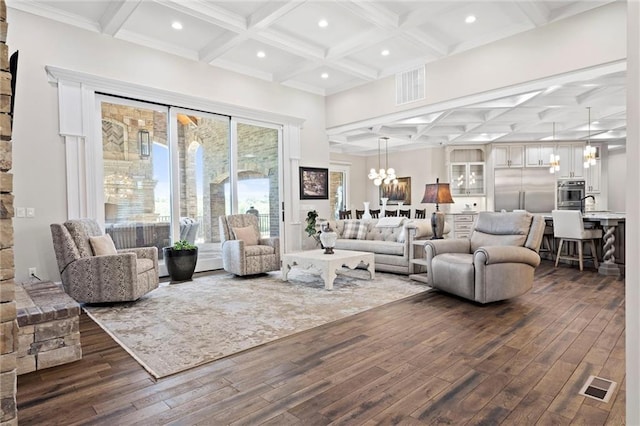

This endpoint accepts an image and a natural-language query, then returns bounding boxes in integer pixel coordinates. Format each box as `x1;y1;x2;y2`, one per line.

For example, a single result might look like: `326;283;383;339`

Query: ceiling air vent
579;376;617;403
396;66;425;106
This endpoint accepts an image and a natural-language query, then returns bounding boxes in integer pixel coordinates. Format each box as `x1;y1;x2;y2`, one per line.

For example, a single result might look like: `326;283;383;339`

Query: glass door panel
329;170;347;219
235;121;280;238
100;99;172;260
172;109;230;272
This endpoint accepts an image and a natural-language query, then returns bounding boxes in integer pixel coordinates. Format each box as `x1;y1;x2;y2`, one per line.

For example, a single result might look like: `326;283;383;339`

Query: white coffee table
282;249;375;290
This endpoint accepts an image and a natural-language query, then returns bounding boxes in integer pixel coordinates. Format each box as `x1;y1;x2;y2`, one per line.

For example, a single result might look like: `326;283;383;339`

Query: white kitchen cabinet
493;145;524;168
451;162;485;196
556;142;585;179
525;144;556;168
445;213;478;239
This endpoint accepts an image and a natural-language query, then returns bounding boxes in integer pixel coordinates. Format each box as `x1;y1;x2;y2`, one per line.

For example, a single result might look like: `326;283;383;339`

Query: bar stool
551;210;602;271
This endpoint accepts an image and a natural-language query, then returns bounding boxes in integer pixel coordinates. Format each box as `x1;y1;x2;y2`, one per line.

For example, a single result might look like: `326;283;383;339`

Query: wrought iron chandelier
368;137;397;186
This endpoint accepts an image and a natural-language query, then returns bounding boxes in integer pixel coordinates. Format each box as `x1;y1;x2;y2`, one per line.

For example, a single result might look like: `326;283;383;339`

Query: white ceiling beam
99;0;141;36
158;0;246;32
257;29;325;60
513;1;550;27
199;33;248;63
335;1;400;29
248;0;306;29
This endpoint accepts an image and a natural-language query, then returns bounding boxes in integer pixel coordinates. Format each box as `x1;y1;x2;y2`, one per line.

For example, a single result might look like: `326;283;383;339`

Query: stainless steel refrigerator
494;168;556;213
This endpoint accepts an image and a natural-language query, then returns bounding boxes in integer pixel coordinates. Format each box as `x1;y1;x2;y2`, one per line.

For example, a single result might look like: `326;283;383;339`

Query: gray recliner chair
51;219;159;303
424;212;545;304
218;214;280;276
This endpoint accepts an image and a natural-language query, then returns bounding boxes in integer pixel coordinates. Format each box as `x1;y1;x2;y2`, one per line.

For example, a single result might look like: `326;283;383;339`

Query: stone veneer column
0;1;17;424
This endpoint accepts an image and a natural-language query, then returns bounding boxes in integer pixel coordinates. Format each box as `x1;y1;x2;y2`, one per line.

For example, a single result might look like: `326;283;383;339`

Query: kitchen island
542;212;625;276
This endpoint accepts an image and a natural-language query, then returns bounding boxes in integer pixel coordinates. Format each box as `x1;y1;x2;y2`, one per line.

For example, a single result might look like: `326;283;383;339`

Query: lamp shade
421;179;454;205
421;178;454;240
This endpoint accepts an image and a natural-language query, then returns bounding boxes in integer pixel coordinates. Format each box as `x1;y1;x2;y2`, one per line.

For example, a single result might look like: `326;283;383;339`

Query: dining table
541;212;626;277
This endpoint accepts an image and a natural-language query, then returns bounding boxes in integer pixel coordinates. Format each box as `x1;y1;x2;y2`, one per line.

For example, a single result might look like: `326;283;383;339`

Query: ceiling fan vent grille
396;66;425;105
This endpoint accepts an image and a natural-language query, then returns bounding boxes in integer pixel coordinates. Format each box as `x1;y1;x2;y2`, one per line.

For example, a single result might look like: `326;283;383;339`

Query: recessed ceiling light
172;21;183;30
257;50;266;58
381;49;390;56
321;72;329;79
465;15;476;24
318;19;328;28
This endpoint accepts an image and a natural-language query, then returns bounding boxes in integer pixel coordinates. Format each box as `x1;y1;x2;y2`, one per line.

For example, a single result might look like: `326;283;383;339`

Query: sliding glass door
235;120;280;238
99;96;282;274
100;98;173;264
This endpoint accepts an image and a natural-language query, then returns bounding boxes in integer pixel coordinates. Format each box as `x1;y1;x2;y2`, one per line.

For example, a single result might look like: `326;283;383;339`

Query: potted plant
163;240;198;283
305;210;321;247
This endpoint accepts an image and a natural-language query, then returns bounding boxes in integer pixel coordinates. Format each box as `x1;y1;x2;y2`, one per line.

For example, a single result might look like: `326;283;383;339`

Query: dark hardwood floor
16;261;625;425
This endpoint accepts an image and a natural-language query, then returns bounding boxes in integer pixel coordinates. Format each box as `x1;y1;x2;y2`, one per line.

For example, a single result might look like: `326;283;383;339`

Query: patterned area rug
84;269;429;379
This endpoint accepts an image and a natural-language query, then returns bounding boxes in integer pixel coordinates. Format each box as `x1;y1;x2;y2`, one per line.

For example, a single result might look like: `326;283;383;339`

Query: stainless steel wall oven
557;180;585;210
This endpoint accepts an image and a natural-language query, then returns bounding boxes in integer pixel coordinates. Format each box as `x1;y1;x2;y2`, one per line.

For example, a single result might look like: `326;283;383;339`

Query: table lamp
421;178;454;239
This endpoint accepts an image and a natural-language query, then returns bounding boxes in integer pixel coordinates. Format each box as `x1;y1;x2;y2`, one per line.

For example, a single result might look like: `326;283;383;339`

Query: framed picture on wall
299;167;329;200
380;177;411;205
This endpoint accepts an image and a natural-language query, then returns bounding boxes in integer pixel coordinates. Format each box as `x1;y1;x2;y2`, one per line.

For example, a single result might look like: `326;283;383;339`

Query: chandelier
584;107;596;168
368;137;397;186
549;122;560;173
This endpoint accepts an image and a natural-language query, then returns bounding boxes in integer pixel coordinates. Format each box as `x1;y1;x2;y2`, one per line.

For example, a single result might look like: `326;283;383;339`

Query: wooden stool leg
578;240;584;271
555;239;564;267
590;240;600;269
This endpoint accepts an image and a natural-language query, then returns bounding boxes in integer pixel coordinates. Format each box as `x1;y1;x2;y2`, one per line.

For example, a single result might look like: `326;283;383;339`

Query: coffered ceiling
9;0;625;154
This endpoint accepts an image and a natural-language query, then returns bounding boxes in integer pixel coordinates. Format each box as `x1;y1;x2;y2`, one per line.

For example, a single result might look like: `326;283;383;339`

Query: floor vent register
579;376;617;403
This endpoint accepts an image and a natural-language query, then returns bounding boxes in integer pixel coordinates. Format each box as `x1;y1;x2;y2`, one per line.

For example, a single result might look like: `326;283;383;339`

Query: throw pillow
89;234;117;256
342;220;367;240
233;226;259;246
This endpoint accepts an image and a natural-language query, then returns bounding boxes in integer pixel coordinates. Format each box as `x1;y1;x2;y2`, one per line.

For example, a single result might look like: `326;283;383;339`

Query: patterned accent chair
218;214;280;276
424;212;545;304
50;219;159;303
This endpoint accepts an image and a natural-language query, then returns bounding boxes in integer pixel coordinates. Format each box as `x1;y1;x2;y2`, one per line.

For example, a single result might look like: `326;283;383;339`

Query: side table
409;239;429;284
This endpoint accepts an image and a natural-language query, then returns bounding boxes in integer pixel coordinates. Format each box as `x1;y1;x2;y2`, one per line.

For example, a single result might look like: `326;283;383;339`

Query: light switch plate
16;207;25;218
26;207;35;218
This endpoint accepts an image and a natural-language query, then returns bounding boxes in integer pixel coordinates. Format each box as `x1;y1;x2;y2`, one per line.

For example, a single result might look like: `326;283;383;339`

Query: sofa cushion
343;220;368;240
245;245;275;256
431;253;475;299
375;217;405;228
136;258;155;274
334;239;404;256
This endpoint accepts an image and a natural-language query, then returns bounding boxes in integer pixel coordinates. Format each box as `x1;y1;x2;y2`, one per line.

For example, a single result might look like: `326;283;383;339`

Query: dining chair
355;209;364;219
385;209;397;217
338;210;352;219
551;210;602;271
414;209;426;219
399;209;411;218
369;209;380;218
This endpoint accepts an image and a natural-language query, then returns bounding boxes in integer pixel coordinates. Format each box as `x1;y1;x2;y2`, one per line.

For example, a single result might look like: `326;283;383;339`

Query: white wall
326;2;626;129
7;9;326;282
607;148;627;212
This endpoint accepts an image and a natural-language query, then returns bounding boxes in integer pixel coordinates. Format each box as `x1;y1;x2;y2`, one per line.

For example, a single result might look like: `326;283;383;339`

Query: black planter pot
163;247;198;282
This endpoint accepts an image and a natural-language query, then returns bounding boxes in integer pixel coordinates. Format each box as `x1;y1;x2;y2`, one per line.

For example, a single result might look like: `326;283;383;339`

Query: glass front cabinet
448;147;486;197
450;162;485;196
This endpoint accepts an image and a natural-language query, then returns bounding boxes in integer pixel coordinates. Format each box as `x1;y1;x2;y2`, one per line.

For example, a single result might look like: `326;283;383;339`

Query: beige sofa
324;217;450;275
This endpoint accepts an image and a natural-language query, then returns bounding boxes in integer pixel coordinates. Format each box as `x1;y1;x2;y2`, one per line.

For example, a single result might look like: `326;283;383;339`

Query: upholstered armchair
51;219;159;303
218;214;280;276
424;212;545;304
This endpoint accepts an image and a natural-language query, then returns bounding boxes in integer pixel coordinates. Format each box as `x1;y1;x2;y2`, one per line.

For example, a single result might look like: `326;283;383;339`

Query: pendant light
584;107;596;168
549;122;560;173
368;137;397;186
